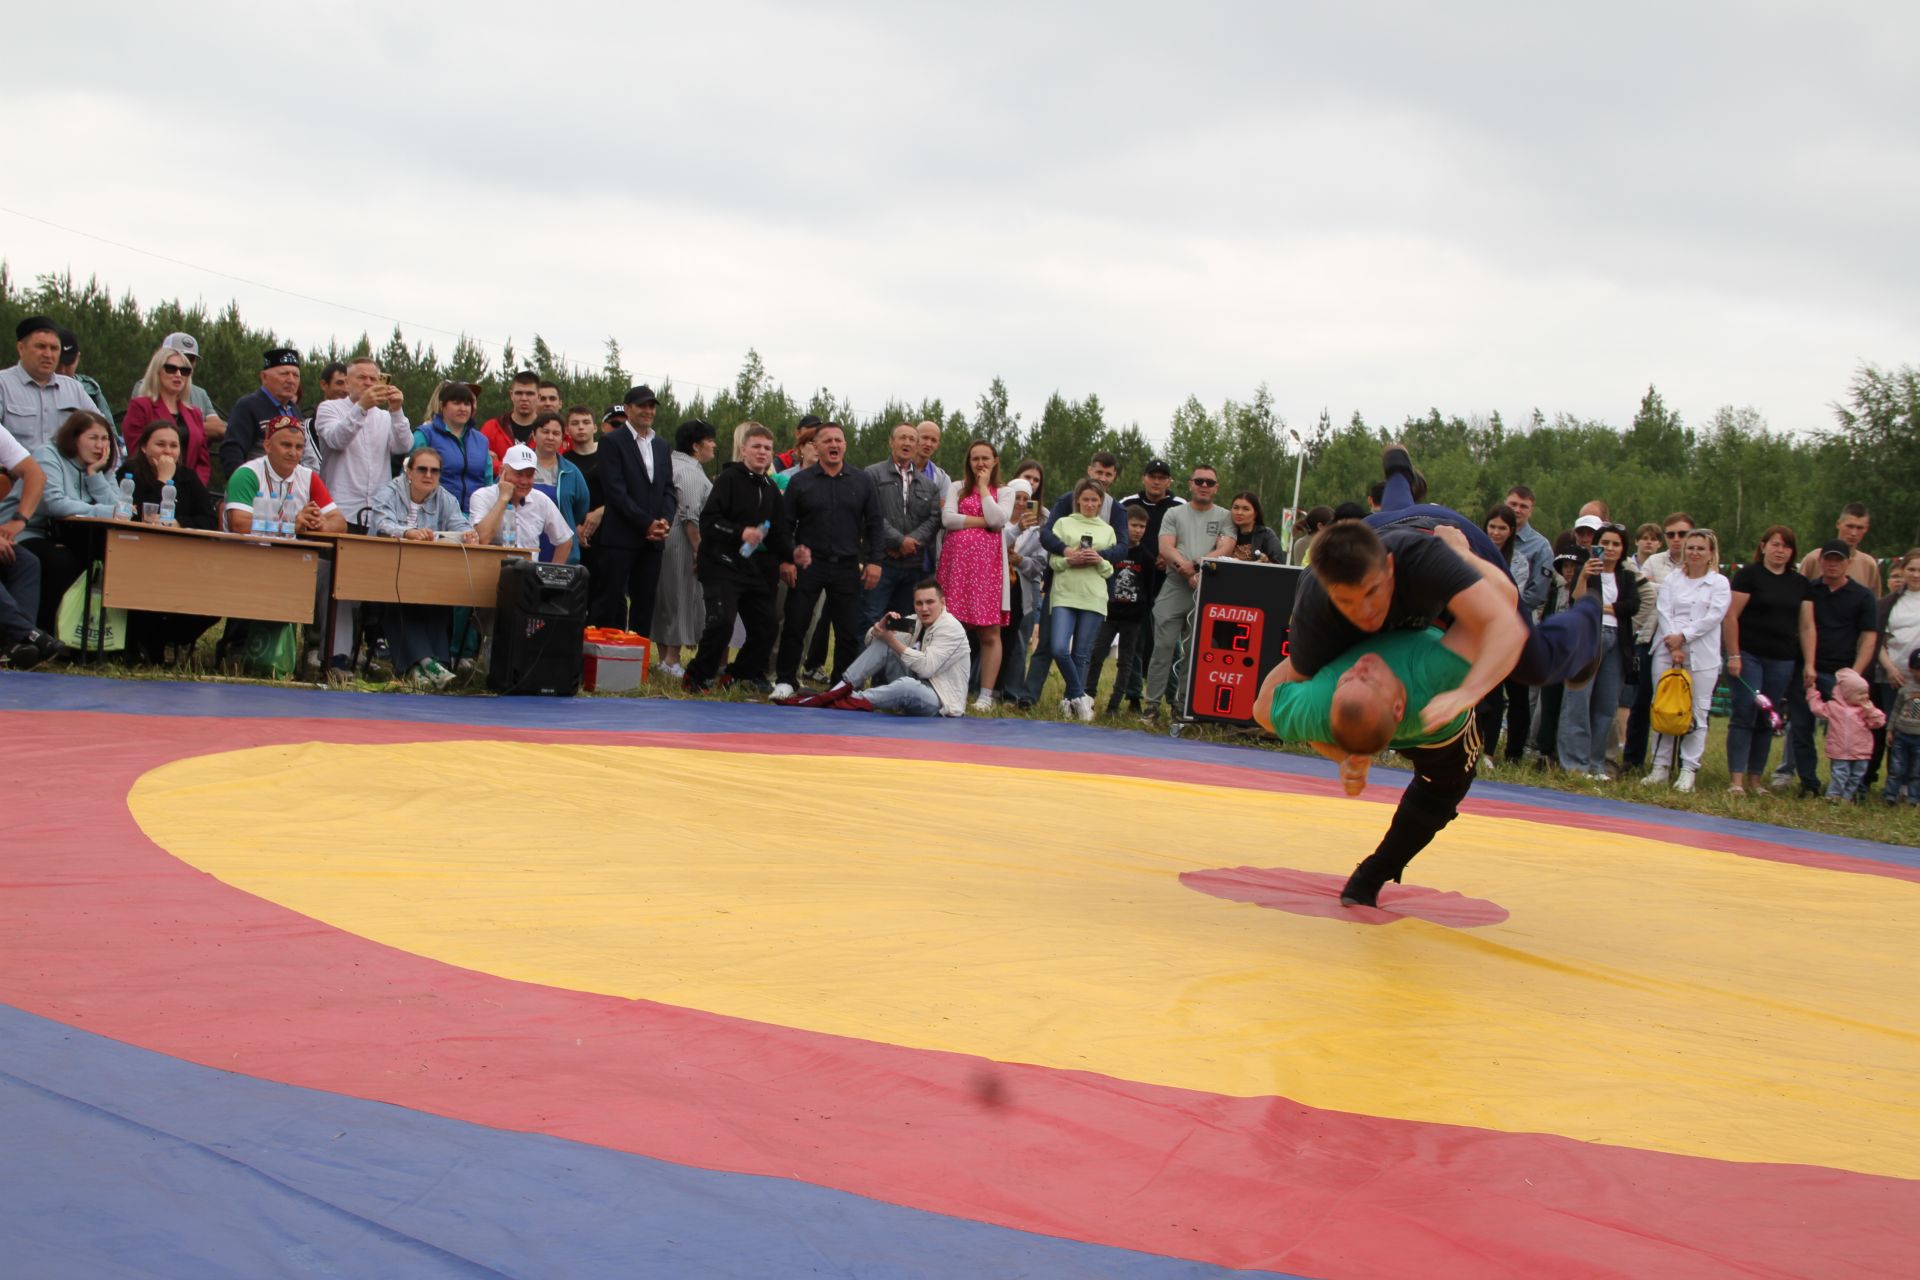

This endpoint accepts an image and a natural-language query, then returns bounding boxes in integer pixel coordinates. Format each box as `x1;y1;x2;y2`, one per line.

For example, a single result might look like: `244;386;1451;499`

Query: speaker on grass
487;559;589;696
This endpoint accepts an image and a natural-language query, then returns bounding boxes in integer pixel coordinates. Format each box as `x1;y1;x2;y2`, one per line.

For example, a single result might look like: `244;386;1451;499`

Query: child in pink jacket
1806;668;1887;802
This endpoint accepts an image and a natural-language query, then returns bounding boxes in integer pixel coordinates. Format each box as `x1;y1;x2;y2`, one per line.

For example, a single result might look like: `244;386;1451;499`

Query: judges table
64;518;327;661
318;533;533;650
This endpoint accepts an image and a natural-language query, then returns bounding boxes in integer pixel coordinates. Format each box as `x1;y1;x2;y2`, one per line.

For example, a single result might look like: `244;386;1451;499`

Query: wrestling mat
2;673;1915;1278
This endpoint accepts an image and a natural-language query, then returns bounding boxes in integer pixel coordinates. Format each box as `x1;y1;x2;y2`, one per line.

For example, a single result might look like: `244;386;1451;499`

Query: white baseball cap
1573;514;1604;533
501;444;538;471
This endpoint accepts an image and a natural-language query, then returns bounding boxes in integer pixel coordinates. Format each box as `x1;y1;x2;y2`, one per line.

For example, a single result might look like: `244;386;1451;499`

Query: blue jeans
1049;606;1104;701
1788;671;1837;788
0;542;43;641
841;637;942;715
1826;757;1867;801
1725;652;1795;777
1014;595;1053;704
1885;731;1920;802
1556;626;1622;773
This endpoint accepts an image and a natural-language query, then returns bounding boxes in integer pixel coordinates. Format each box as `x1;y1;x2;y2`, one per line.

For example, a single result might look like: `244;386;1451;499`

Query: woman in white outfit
1643;529;1731;792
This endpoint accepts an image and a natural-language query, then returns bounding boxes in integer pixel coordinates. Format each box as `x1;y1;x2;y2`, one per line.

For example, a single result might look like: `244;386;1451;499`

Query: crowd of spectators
0;315;1914;805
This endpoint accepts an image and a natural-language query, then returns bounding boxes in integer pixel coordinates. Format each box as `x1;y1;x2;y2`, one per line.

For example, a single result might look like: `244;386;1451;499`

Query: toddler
1883;648;1920;806
1806;668;1887;802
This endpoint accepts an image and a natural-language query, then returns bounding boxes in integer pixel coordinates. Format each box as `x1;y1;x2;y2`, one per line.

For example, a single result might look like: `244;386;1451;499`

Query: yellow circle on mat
130;741;1920;1178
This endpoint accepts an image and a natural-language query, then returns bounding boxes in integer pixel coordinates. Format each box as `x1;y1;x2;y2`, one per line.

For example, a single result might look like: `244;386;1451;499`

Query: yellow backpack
1650;666;1695;736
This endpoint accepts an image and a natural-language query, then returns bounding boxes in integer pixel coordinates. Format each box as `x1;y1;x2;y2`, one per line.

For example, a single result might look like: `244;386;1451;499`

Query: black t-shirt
1729;563;1810;661
1287;528;1483;676
569;446;604;510
1807;578;1878;673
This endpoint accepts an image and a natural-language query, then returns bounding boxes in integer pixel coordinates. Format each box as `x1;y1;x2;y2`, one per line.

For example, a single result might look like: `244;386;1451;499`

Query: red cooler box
582;628;650;692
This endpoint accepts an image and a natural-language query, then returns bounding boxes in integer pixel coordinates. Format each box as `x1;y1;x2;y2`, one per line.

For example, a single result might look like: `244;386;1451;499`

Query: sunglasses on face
162;364;192;376
1190;478;1218;487
412;466;442;475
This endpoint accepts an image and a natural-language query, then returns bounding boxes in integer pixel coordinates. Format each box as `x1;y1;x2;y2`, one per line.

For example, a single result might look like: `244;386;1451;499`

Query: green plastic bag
239;621;301;679
56;568;127;653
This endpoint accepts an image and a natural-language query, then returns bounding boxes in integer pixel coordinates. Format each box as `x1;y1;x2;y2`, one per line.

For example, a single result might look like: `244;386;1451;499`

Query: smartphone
1079;535;1093;549
885;616;917;633
1587;545;1605;561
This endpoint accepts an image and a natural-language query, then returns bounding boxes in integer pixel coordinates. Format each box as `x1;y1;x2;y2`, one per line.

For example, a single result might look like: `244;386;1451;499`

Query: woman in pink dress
939;439;1014;711
123;343;213;485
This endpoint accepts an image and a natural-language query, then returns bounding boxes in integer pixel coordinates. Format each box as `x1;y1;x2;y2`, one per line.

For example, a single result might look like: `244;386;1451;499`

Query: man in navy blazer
591;384;677;634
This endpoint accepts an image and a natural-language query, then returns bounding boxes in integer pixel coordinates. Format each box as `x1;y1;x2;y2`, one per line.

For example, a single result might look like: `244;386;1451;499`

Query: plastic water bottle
159;480;177;526
279;491;300;538
114;474;135;521
252;496;276;537
500;502;517;547
741;519;770;558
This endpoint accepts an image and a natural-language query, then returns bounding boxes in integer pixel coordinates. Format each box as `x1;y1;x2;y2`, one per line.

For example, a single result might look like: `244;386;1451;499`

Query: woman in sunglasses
366;447;476;689
122;343;212;484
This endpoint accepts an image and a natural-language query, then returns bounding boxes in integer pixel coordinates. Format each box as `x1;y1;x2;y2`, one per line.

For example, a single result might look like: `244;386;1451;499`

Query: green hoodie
1047;511;1116;614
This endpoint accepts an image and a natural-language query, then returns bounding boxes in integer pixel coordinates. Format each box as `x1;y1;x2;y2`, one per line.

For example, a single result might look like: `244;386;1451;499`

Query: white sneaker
659;661;685;679
802;666;828;684
1074;694;1095;723
972;692;996;713
1675;768;1697;794
1641;765;1670;786
769;682;795;701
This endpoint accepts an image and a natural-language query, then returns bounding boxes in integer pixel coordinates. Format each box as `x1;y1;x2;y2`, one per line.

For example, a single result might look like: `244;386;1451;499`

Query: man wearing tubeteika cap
0;317;95;451
590;384;676;635
222;347;318;478
128;332;223;437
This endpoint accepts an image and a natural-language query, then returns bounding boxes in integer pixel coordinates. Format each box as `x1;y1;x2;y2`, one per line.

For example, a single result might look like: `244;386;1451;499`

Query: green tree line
4;267;1913;556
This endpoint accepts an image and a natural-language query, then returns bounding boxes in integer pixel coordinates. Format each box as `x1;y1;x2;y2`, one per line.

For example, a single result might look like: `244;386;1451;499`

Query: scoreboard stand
1177;559;1305;728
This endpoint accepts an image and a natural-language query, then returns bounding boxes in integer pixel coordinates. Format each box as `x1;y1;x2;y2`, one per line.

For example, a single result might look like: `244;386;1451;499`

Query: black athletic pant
777;559;864;686
685;570;777;687
1354;718;1481;885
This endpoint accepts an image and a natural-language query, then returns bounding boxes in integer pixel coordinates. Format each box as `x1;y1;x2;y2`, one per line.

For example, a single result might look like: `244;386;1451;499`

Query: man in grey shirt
1142;464;1237;718
863;422;943;626
0;317;96;451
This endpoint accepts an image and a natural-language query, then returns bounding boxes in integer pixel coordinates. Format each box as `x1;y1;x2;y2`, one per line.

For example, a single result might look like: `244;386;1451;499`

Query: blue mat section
5;669;1913;869
0;1004;1303;1280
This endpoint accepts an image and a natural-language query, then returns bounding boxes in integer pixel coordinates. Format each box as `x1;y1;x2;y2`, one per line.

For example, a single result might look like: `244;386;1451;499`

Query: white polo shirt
470;484;572;553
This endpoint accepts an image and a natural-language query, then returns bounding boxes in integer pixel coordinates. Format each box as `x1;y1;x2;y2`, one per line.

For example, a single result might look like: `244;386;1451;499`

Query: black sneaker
7;635;45;669
1380;442;1413;478
1339;856;1403;908
25;630;70;665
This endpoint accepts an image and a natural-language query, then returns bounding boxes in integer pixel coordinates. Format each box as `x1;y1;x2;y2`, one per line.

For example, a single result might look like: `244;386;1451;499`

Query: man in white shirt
776;579;970;715
0;422;61;666
316;357;413;670
317;358;412;528
471;445;574;565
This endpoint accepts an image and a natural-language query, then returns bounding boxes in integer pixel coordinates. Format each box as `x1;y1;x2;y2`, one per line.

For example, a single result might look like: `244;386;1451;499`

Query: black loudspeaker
488;560;589;696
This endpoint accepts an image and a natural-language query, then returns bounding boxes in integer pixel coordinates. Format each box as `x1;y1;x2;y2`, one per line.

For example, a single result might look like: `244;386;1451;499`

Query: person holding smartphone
1557;523;1640;780
775;579;970;716
1045;478;1117;720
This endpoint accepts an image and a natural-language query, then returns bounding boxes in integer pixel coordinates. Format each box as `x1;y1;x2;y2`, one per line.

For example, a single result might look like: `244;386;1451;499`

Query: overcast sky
6;2;1914;440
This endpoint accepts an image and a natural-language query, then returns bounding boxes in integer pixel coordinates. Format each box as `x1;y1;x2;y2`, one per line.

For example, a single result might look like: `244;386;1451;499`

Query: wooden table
62;519;327;660
317;532;533;660
320;532;532;610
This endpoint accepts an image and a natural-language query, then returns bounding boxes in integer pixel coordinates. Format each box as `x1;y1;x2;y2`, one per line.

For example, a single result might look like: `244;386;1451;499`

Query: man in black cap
220;347;310;477
591;384;676;635
1787;538;1881;797
776;414;821;473
0;317;96;452
54;328;114;431
1116;456;1184;707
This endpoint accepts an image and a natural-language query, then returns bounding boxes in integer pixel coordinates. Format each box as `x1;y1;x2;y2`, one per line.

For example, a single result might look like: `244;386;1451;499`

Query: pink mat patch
1181;866;1509;927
